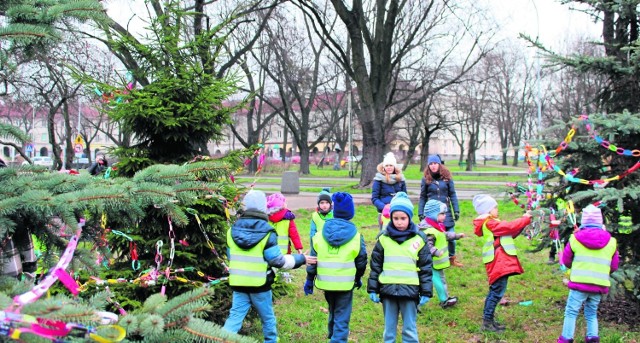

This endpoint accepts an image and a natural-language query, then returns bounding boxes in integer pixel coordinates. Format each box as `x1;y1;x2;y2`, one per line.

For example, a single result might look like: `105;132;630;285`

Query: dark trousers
483;276;508;321
324;290;354;342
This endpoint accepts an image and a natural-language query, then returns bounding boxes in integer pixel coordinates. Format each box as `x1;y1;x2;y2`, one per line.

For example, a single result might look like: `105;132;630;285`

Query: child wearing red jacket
472;194;532;333
267;193;303;254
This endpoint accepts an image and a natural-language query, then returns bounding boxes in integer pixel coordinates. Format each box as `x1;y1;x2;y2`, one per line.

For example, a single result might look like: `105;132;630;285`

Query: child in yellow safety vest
266;193;303;254
309;188;333;244
472;194;531;333
418;199;466;308
368;192;432;343
305;192;367;342
223;190;315;343
557;205;619;343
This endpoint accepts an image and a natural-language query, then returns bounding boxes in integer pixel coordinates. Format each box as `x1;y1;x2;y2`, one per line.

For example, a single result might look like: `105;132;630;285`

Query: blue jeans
324;291;354;342
561;289;602;339
223;290;277;343
382;297;419;343
483;276;508;321
446;226;456;256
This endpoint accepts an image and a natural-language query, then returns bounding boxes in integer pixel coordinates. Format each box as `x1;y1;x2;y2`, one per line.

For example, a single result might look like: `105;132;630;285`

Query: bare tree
295;0;492;186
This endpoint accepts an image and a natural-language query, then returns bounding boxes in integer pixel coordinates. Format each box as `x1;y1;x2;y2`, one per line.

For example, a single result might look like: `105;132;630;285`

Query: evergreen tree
525;1;640;302
88;1;242;175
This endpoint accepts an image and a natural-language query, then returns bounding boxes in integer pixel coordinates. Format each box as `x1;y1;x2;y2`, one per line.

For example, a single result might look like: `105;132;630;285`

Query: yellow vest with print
378;234;425;286
569;234;616;287
481;219;517;264
269;220;290;254
313;232;361;291
227;229;269;287
422;227;450;270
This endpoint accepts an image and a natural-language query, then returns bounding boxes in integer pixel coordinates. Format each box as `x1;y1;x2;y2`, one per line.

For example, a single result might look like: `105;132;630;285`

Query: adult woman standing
418;155;463;267
371;152;407;229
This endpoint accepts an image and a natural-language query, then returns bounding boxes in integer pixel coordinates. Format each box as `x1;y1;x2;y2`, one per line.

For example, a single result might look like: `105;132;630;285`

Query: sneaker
481;319;505;333
440;296;458;308
546;258;556;265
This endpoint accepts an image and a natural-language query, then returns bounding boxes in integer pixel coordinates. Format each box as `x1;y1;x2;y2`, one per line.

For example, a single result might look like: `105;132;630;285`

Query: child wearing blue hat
418;199;466;308
368;192;433;343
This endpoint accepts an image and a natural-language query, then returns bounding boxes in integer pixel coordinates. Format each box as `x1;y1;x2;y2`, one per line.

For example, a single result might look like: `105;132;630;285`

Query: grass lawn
254;162;527;179
241;200;639;343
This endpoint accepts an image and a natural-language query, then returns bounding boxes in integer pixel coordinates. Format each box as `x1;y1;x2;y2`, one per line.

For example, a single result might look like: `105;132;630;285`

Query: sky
104;0;601;50
481;0;600;50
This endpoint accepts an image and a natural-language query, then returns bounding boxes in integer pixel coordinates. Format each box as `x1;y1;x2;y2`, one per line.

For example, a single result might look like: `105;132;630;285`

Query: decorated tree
521;1;640;302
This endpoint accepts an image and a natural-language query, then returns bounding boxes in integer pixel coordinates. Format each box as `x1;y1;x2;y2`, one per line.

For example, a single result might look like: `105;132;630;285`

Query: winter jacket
227;210;306;293
418;219;464;257
418;167;459;228
562;226;620;294
371;164;407;213
367;222;433;300
473;214;531;285
268;208;303;253
307;218;368;284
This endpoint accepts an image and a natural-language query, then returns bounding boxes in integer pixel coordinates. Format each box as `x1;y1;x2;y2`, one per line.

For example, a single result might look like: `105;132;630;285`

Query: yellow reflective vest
481;219;517;264
311;212;332;236
422;227;450;270
569;235;616;287
378;235;425;286
227;230;269;287
269;220;290;254
313;232;361;291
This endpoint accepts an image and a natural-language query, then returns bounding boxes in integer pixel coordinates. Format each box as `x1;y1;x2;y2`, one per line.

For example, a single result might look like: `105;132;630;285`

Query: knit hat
390;192;413;220
580;204;603;228
243;190;267;214
473;194;498;215
424;200;447;221
382;152;397;166
317;187;332;206
332;192;354;220
266;193;286;214
427;155;441;165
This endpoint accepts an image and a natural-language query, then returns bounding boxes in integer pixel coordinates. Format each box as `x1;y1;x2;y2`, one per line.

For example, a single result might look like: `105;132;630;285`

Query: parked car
22;156;53;167
342;155;363;163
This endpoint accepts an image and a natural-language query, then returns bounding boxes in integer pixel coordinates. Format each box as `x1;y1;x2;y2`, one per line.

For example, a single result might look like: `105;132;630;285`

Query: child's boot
492;319;506;330
585;336;600;343
481;319;504;333
449;255;464;267
557;336;574;343
440;296;458;308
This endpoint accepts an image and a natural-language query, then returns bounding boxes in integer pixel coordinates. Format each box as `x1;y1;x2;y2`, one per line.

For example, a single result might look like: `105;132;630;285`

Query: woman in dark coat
371;152;407;229
418;155;462;267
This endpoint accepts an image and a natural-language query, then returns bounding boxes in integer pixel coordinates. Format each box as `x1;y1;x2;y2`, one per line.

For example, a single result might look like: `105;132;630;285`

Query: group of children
223;188;619;343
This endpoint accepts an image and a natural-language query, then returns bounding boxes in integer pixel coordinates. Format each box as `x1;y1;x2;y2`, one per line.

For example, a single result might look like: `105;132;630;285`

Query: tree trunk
358;111;386;187
512;148;519;167
299;145;310;174
420;140;429;172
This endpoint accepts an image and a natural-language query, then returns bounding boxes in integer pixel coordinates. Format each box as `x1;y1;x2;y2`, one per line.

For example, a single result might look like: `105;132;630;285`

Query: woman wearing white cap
371;152;407;230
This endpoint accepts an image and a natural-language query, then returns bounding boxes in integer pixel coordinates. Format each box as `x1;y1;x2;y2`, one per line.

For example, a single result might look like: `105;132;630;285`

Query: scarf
425;218;445;232
373;172;404;184
386;223;416;243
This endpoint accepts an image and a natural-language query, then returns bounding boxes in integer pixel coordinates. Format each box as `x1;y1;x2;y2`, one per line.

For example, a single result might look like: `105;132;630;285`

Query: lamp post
348;91;354;178
530;0;542;140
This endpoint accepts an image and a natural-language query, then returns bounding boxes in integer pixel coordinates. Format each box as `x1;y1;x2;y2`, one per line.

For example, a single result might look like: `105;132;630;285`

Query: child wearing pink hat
267;193;303;254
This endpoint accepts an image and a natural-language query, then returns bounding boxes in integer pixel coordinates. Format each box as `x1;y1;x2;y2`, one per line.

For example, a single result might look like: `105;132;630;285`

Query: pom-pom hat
390;192;413;220
382;152;397;166
243;190;267;214
332;192;355;220
473;194;498;215
266;193;286;214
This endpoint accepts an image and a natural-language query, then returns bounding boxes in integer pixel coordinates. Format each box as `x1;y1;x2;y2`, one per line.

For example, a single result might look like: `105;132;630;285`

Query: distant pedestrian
88;155;108;176
419;154;463;267
371;152;407;230
305;192;367;343
222;190;315;343
472;194;532;333
558;205;619;343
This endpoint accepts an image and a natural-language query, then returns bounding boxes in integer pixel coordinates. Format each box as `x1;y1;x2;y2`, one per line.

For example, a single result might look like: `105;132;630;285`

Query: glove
454;212;460;221
304;280;314;295
369;292;380;303
419;296;430;307
354;278;362;290
418;215;425;222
